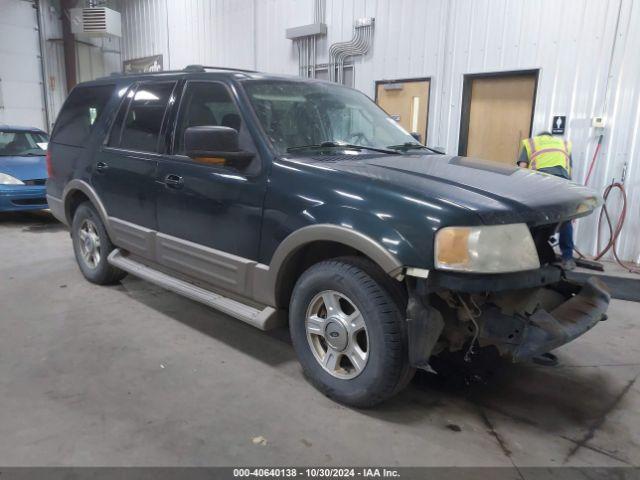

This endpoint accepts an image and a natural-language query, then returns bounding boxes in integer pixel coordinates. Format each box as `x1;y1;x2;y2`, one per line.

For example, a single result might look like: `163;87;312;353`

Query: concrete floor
1;210;639;467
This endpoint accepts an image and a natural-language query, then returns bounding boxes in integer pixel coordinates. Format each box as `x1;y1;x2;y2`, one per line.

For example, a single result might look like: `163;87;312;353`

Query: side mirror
410;132;422;143
184;126;253;165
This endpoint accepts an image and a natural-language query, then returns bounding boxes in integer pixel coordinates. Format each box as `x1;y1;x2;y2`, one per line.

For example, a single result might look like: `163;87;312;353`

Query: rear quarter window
51;84;114;146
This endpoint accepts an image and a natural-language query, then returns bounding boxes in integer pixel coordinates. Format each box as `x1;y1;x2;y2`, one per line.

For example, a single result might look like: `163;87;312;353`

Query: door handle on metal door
164;174;183;189
95;161;108;173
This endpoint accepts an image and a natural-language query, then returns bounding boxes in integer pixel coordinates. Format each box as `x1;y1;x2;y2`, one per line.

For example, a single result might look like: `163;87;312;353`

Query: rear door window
118;82;176;153
51;84;114;146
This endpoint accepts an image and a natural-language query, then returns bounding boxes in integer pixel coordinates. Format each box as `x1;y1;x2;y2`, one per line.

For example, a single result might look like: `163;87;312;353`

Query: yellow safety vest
521;135;572;174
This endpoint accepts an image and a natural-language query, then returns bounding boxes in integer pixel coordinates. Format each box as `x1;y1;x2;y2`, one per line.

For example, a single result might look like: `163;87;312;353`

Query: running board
108;249;284;330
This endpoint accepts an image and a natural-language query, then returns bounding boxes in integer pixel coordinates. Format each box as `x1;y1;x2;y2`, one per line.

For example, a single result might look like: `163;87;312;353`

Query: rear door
92;81;178;257
154;80;268;293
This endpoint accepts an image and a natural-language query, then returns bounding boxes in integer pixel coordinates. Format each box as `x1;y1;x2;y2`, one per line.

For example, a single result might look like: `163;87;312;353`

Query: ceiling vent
70;7;122;38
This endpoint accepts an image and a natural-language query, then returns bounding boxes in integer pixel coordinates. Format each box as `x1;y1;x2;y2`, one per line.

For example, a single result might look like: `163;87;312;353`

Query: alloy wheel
305;290;369;379
78;218;101;269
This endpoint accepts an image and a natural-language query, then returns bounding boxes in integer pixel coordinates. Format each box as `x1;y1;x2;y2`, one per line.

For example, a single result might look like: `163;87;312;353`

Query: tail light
46;149;53;177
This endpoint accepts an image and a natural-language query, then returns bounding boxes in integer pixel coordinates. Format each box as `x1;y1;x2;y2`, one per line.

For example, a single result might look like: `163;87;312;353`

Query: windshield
242;80;421;154
0;130;48;157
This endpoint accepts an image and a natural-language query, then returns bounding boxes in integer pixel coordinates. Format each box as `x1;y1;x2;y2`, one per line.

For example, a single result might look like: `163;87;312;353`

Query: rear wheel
289;257;413;407
71;202;126;285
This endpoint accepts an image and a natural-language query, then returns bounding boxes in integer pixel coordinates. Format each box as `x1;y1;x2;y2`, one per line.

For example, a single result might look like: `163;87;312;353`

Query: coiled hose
576;135;640;274
593;182;640;273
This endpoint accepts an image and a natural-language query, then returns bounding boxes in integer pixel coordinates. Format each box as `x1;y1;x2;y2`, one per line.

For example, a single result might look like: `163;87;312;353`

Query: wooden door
462;74;536;164
376;79;430;142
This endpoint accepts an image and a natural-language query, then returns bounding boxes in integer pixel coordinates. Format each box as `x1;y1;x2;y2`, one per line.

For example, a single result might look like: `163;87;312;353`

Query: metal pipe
61;0;77;92
35;0;51;131
330;21;373;84
294;0;325;78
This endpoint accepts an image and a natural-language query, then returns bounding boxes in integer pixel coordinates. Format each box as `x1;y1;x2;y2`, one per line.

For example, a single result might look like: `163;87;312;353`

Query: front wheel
289;257;413;407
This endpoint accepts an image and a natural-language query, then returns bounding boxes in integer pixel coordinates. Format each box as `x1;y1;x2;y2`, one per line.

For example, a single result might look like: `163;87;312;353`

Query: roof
0;125;47;134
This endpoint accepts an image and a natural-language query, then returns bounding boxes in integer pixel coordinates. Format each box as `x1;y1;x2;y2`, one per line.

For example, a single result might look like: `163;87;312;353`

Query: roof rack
105;65;258;79
108;69;185;77
183;64;258;74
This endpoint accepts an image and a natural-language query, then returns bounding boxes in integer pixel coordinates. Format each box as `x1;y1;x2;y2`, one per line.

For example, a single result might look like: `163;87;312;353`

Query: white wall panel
38;0;67;131
0;0;47;129
120;0;640;263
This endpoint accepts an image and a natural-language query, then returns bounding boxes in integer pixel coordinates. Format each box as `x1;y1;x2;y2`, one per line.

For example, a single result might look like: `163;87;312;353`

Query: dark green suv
46;66;609;407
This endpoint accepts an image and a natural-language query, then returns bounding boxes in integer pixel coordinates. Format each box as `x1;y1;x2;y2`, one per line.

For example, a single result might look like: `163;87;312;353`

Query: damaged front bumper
478;277;610;362
407;274;611;367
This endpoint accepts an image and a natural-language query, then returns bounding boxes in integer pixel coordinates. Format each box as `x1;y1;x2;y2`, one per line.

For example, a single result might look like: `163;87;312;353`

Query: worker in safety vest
517;131;576;270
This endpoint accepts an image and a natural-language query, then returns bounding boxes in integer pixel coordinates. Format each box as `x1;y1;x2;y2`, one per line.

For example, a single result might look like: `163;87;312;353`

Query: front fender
263;204;430;289
303;204;427;269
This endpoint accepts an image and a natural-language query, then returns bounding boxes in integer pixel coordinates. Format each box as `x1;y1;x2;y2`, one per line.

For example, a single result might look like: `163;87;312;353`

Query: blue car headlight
0;173;25;185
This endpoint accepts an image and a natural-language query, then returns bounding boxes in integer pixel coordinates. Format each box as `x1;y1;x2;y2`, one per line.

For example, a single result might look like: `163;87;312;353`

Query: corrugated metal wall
0;0;48;130
39;0;67;130
119;0;640;263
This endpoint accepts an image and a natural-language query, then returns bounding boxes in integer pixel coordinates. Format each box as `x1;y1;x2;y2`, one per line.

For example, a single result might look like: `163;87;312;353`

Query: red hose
584;134;603;187
593;182;640;274
576;135;640;273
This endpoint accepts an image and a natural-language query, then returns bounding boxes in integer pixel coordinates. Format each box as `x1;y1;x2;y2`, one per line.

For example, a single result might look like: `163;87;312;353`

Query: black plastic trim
427;265;562;293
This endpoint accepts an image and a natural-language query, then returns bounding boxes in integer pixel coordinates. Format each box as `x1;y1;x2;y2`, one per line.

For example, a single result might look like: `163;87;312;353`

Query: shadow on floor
368;350;625;436
113;277;296;368
0;210;66;232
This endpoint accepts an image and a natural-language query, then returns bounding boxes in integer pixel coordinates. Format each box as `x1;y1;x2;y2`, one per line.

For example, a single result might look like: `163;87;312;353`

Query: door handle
95;161;108;173
164;174;183;189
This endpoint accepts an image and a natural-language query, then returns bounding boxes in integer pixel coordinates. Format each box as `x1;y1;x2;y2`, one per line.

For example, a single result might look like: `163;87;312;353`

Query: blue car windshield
242;80;421;155
0;130;49;157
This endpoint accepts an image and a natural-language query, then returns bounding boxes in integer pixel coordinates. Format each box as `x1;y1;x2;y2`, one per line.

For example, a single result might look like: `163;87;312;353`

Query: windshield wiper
387;143;444;154
287;141;397;155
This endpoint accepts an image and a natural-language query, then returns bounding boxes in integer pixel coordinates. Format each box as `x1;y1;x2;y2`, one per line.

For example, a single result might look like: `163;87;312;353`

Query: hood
0;155;47;181
298;153;600;225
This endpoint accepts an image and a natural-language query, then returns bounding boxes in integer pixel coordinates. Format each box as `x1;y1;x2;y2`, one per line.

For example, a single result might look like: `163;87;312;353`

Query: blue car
0;125;49;212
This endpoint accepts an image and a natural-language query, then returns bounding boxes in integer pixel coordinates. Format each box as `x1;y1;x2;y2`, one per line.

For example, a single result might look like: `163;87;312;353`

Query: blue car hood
0;155;47;181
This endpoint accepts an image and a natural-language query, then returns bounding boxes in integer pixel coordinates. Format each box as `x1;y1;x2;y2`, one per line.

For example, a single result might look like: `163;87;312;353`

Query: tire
289;257;413;407
71;201;127;285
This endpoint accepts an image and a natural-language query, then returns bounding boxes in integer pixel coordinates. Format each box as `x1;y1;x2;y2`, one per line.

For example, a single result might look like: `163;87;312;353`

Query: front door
154;80;267;293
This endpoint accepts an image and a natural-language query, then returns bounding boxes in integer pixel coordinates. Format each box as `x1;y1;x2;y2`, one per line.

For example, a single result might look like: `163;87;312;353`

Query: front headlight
435;223;540;273
0;173;25;185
